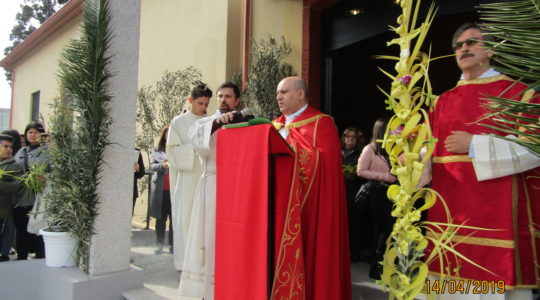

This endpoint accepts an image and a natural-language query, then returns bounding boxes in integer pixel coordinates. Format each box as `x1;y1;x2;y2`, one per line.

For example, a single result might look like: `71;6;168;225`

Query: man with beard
428;23;540;297
178;82;240;300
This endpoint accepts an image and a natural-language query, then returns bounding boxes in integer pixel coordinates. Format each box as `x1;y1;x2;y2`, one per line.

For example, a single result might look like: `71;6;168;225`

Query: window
31;91;40;121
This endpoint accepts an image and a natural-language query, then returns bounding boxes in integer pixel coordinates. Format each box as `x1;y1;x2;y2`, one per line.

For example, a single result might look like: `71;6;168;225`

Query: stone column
89;0;141;275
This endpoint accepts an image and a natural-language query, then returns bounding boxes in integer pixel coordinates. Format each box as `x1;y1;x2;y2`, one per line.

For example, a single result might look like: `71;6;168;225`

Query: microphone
231;107;255;124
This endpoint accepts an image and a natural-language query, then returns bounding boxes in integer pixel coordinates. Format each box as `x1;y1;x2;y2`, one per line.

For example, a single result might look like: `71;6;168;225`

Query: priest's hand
444;131;472;154
217;111;236;125
212;111;237;133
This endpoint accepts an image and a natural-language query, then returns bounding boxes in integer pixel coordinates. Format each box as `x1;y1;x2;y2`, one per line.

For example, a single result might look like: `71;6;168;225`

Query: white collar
460;68;501;80
284;104;308;125
187;110;204;117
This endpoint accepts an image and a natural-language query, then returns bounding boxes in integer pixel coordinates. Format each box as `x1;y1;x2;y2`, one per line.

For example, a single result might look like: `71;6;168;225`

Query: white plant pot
39;228;77;268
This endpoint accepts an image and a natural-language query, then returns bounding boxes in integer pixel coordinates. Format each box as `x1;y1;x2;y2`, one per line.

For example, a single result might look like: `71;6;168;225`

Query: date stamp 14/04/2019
425;280;506;294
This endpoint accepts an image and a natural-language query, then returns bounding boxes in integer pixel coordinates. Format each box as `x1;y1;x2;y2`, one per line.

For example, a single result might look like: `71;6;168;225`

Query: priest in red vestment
271;76;352;300
428;23;540;293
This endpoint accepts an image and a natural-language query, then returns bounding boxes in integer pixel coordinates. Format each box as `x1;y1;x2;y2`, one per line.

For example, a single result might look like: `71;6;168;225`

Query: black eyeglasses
453;38;479;51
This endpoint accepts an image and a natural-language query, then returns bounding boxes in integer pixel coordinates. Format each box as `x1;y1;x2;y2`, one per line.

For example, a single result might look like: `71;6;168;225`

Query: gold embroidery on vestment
298;149;311;184
312;118;320;147
272;120;283;131
432;155;472;163
456;74;512;87
271;144;303;299
285;114;326;130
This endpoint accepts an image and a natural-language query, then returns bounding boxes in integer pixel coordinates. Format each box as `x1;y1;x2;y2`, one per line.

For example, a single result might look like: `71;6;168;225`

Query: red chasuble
271;106;352;300
428;74;540;288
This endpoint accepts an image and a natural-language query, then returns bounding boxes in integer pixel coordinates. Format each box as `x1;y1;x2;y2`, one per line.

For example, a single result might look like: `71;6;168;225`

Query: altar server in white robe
179;82;240;300
166;83;211;271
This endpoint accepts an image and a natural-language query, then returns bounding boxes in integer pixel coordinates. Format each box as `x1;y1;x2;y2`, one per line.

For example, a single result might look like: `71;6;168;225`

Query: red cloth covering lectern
215;124;294;300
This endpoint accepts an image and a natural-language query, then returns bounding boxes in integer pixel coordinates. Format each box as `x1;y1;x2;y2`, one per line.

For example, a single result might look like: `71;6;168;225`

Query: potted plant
38;92;78;268
40;0;113;272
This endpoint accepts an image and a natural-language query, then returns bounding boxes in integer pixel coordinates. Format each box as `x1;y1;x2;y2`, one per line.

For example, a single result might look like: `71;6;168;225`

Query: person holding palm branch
427;23;540;296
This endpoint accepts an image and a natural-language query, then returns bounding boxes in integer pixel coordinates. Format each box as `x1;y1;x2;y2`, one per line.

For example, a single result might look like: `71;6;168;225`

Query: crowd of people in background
0;121;49;261
341;118;398;280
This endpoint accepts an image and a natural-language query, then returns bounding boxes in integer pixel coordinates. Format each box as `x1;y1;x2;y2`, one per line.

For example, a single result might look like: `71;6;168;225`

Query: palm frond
50;0;112;273
478;0;540;155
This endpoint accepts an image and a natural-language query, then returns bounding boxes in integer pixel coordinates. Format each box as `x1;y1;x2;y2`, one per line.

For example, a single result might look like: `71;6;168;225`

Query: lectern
214;124;294;300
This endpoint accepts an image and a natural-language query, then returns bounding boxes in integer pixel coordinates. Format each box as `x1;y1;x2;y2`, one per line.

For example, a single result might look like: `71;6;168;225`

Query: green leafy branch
0;162;46;194
478;0;540;155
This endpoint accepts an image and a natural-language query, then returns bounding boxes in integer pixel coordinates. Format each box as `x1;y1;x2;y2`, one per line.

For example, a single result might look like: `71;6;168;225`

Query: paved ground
129;229;418;300
131;189;396;300
131;189;426;300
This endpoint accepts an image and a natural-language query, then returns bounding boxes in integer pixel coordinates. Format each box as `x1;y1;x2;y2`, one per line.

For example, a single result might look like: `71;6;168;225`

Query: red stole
428;75;540;288
271;107;352;300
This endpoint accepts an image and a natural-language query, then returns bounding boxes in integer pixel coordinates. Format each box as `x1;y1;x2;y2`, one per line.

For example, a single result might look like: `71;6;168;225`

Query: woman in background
13;121;49;260
149;125;173;254
341;127;366;262
356;117;396;279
